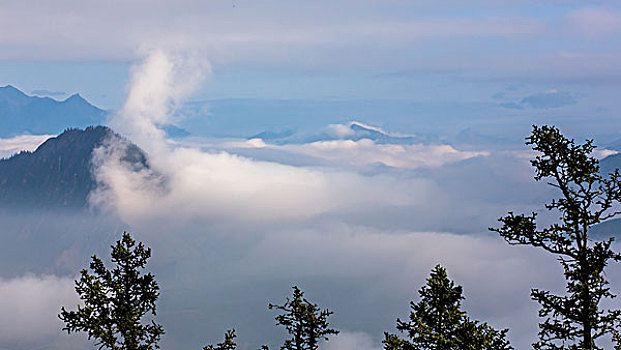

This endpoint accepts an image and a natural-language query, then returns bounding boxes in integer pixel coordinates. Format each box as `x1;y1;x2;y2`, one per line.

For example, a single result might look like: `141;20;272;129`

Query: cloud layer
233;138;487;170
79;50;571;350
2;1;621;85
0;134;52;159
94;50;447;223
0;48;613;350
0;1;544;63
0;275;87;350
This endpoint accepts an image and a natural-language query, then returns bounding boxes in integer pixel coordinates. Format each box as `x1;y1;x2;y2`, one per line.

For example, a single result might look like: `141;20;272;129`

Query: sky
2;1;621;350
1;0;621;140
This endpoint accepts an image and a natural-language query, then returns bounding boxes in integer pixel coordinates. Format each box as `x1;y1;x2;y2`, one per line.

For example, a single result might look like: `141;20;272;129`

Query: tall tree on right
491;125;621;350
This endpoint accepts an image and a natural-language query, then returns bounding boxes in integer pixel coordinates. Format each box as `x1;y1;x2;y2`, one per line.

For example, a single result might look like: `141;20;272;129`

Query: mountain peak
347;121;393;140
0;85;28;100
0;126;148;209
251;121;437;145
349;121;387;135
0;86;106;136
0;84;22;92
62;93;88;104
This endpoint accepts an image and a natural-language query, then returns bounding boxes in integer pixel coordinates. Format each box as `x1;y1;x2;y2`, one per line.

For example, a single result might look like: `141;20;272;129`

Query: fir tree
266;286;339;350
492;125;621;350
204;329;237;350
383;265;511;350
59;232;164;350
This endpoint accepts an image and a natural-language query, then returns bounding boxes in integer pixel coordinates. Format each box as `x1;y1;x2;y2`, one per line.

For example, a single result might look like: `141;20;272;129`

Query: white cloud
4;1;621;85
142;222;560;350
89;48;553;237
0;1;543;66
0;274;86;349
82;48;609;350
233;138;487;169
326;123;356;138
91;140;432;223
596;149;619;159
0;134;52;159
320;331;381;350
110;48;211;153
93;50;429;223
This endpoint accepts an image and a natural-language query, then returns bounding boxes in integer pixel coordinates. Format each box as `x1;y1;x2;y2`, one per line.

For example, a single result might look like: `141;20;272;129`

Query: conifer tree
383;265;512;350
59;232;164;350
492;125;621;350
266;286;339;350
204;329;237;350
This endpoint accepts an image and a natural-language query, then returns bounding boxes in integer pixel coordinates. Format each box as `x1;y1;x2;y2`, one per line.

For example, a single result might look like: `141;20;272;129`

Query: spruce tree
383;265;511;350
59;232;164;350
266;286;339;350
492;125;621;350
204;329;237;350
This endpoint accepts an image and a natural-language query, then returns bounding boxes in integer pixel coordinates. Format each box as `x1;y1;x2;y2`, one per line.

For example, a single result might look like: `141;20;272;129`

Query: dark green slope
0;126;147;209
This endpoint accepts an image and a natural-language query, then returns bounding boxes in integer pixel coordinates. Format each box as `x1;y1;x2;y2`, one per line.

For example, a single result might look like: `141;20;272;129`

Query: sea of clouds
0;49;619;350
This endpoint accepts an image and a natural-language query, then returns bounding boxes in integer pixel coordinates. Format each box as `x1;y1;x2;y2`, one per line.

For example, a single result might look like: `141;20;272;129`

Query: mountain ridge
249;120;438;145
0;125;148;209
0;85;107;137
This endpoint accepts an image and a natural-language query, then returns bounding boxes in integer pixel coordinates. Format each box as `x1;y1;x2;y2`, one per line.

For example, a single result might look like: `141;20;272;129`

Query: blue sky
2;1;621;143
0;2;620;103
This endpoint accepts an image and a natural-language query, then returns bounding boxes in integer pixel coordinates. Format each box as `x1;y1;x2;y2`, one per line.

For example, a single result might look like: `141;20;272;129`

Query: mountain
345;121;430;144
249;121;438;145
0;126;148;209
601;138;621;151
581;153;621;238
600;152;621;176
0;85;106;137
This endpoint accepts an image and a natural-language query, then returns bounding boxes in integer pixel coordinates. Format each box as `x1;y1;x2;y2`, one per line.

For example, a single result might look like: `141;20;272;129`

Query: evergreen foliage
59;232;164;350
383;265;512;350
266;286;339;350
204;329;237;350
491;125;621;350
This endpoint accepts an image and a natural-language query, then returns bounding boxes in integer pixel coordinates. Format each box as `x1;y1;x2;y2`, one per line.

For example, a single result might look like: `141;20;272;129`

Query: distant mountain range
248;121;520;148
0;85;192;138
250;121;439;145
600;152;621;176
0;126;147;209
0;85;107;137
577;154;621;238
